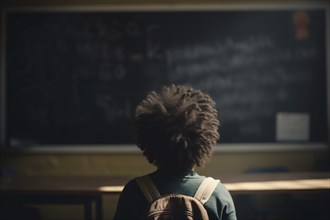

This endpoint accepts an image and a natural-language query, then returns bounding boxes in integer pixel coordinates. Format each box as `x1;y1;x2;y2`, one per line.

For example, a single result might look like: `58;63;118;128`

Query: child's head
134;84;220;170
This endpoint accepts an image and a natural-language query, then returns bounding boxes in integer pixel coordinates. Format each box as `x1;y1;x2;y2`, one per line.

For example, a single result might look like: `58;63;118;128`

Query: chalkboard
2;7;328;146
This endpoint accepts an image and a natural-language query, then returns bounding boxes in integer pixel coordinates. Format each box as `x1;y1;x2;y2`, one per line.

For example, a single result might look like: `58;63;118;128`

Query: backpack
136;175;220;220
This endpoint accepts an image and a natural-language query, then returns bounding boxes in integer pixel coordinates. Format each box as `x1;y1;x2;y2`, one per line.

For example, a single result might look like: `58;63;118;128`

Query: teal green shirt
113;169;237;220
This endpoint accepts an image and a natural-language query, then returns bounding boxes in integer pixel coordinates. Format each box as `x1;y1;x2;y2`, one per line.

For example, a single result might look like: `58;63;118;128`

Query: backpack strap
194;177;220;205
136;175;161;203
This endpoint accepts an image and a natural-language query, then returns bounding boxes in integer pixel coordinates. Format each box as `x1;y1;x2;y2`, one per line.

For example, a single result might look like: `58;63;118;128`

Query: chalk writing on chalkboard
3;9;327;146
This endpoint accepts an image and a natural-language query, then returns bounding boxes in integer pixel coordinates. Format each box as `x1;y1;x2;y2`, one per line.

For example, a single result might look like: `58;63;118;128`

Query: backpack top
136;175;220;220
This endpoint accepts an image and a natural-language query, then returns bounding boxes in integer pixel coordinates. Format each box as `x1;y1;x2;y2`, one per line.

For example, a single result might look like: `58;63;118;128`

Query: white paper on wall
276;112;310;141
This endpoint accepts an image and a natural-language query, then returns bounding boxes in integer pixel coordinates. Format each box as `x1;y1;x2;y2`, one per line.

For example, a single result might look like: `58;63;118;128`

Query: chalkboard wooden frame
1;4;329;152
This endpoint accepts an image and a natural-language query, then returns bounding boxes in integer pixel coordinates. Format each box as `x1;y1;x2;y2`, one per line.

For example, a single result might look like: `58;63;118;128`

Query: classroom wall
1;0;329;175
1;0;329;220
1;150;330;177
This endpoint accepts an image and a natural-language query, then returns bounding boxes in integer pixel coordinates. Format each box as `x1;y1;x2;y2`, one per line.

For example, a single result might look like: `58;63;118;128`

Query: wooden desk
1;172;329;220
97;172;330;194
220;172;330;194
0;176;129;220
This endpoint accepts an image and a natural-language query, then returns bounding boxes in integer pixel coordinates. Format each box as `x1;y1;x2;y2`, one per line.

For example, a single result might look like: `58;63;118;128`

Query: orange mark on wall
293;10;310;40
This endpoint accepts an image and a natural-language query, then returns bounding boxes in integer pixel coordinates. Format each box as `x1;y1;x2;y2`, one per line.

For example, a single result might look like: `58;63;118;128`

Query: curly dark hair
134;84;220;170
